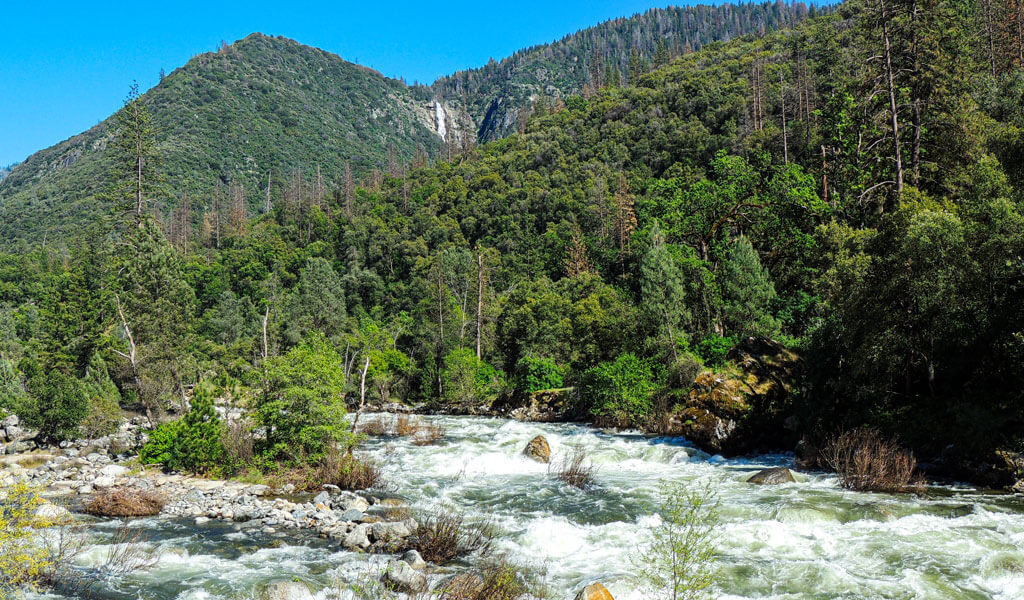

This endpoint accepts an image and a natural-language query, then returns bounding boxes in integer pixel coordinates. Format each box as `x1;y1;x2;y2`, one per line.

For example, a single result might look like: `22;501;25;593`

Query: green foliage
635;479;718;600
513;355;566;395
18;370;90;442
79;354;123;438
255;333;352;463
441;348;505;407
694;335;737;368
720;235;779;337
139;385;225;473
582;353;656;425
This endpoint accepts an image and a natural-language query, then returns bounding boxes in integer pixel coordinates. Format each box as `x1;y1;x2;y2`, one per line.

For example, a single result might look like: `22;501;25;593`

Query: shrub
138;385;225;474
83;488;166;518
255;333;352;463
552;445;596;490
356;416;389;436
634;480;718;600
438;557;548;600
18;370;89;442
667;352;704;389
822;428;922;493
441;349;505;407
412;508;496;563
0;483;66;595
283;447;386;492
512;356;565;395
694;335;737;367
581;353;655;425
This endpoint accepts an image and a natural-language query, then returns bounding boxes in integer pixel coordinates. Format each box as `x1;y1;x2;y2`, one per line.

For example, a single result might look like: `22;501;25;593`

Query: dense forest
0;0;1022;485
0;2;824;248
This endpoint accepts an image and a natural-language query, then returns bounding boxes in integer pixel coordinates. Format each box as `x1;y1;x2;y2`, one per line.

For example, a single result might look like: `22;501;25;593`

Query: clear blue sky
0;0;760;167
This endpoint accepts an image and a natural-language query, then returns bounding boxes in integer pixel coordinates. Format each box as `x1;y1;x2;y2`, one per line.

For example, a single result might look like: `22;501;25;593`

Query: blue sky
1;1;763;166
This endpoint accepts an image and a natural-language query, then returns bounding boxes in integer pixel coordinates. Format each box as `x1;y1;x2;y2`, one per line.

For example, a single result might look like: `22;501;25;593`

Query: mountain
0;2;827;246
436;2;831;141
0;164;12;183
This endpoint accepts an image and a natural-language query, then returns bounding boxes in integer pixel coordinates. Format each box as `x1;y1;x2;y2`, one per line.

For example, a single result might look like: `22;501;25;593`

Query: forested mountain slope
0;3;825;247
435;1;831;141
0;34;444;245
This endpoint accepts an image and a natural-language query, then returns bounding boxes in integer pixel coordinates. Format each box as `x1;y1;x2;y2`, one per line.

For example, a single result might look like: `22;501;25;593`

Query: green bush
694;335;737;367
512;355;565;395
19;369;89;442
581;353;656;425
441;348;505;406
139;385;224;473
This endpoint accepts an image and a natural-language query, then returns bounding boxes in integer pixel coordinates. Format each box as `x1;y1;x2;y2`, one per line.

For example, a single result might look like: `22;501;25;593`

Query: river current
68;415;1024;599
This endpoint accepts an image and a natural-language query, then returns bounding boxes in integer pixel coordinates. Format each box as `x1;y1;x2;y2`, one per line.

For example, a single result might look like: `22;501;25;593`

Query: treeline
435;1;832;140
0;0;1022;470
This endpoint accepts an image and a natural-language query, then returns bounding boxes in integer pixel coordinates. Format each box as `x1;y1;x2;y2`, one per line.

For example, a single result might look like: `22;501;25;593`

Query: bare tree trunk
437;262;444;399
261;305;270;362
476;252;484;361
265;172;272;214
350;356;371;439
879;0;904;195
780;71;789;164
982;0;997;75
112;296;151;428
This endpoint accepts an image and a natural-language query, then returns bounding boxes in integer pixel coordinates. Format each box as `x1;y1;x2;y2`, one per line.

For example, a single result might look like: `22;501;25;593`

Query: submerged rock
747;467;796;484
575;582;614;600
524;435;551;463
258;580;314;600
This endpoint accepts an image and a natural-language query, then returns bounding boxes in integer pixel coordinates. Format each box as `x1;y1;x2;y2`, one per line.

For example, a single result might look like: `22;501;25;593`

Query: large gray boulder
747;466;796;485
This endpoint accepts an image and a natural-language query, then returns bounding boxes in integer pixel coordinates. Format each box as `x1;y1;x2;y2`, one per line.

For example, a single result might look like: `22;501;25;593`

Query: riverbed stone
401;549;426;570
382;560;427;593
343;524;371;550
313;491;330;505
747;467;796;485
258;580;314;600
575;582;614;600
99;464;129;478
338;509;364;522
524;435;551;463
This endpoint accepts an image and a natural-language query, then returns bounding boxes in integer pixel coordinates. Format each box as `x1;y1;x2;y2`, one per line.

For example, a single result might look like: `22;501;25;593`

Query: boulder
402;549;426;570
338;509;364;522
747;467;796;485
342;524;371;550
33;503;71;521
575;583;614;600
313;491;330;505
258;580;315;600
523;435;551;463
382;560;427;594
99;464;129;478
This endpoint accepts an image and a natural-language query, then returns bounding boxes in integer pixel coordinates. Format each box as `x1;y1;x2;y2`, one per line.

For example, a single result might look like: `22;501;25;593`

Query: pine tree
111;82;160;223
640;223;689;362
720;235;778;337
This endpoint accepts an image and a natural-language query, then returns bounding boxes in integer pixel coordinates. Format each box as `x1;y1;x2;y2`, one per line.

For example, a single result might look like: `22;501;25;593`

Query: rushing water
65;415;1024;600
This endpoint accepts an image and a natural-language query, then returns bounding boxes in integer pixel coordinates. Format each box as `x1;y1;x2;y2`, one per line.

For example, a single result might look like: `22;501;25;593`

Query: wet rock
258;580;315;600
382;560;427;594
575;583;614;600
523;435;551;463
339;509;364;522
343;524;371;550
747;467;796;485
313;491;330;505
402;549;426;570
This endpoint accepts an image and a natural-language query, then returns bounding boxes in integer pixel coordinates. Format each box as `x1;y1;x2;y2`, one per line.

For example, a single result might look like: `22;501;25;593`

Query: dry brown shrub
284;447;388;492
438;557;547;600
223;418;254;465
823;427;923;493
83;488;166;517
395;414;422;437
412;508;496;564
412;421;448;446
552;445;596;491
357;417;389;436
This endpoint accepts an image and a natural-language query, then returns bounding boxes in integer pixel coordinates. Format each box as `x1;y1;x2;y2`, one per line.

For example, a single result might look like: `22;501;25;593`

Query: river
67;415;1024;600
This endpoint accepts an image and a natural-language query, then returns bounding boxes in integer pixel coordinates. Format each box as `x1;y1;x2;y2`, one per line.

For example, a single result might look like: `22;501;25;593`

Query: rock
502;388;580;422
1012;479;1024;494
523;435;551;463
195;517;210;525
747;467;796;485
258;580;315;600
247;484;271;496
382;560;427;594
5;424;32;443
342;524;371;550
401;549;426;570
33;503;70;520
78;485;94;494
339;495;370;513
371;520;412;543
6;441;33;454
313;491;330;505
575;583;614;600
280;483;296;494
93;476;116;488
1;414;18;428
338;509;364;522
99;464;129;478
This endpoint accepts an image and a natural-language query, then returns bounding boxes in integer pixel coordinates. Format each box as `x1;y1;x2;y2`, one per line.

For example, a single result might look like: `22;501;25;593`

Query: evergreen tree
640;222;689;362
285;257;347;345
720;235;778;337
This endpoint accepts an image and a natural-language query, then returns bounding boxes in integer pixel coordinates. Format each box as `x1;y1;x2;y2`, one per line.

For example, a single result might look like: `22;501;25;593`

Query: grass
411;508;496;563
552;445;596;491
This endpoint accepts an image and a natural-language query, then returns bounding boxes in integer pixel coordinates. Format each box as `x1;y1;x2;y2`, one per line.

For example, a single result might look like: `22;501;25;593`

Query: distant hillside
434;2;829;141
0;3;826;246
0;164;13;183
0;34;446;244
